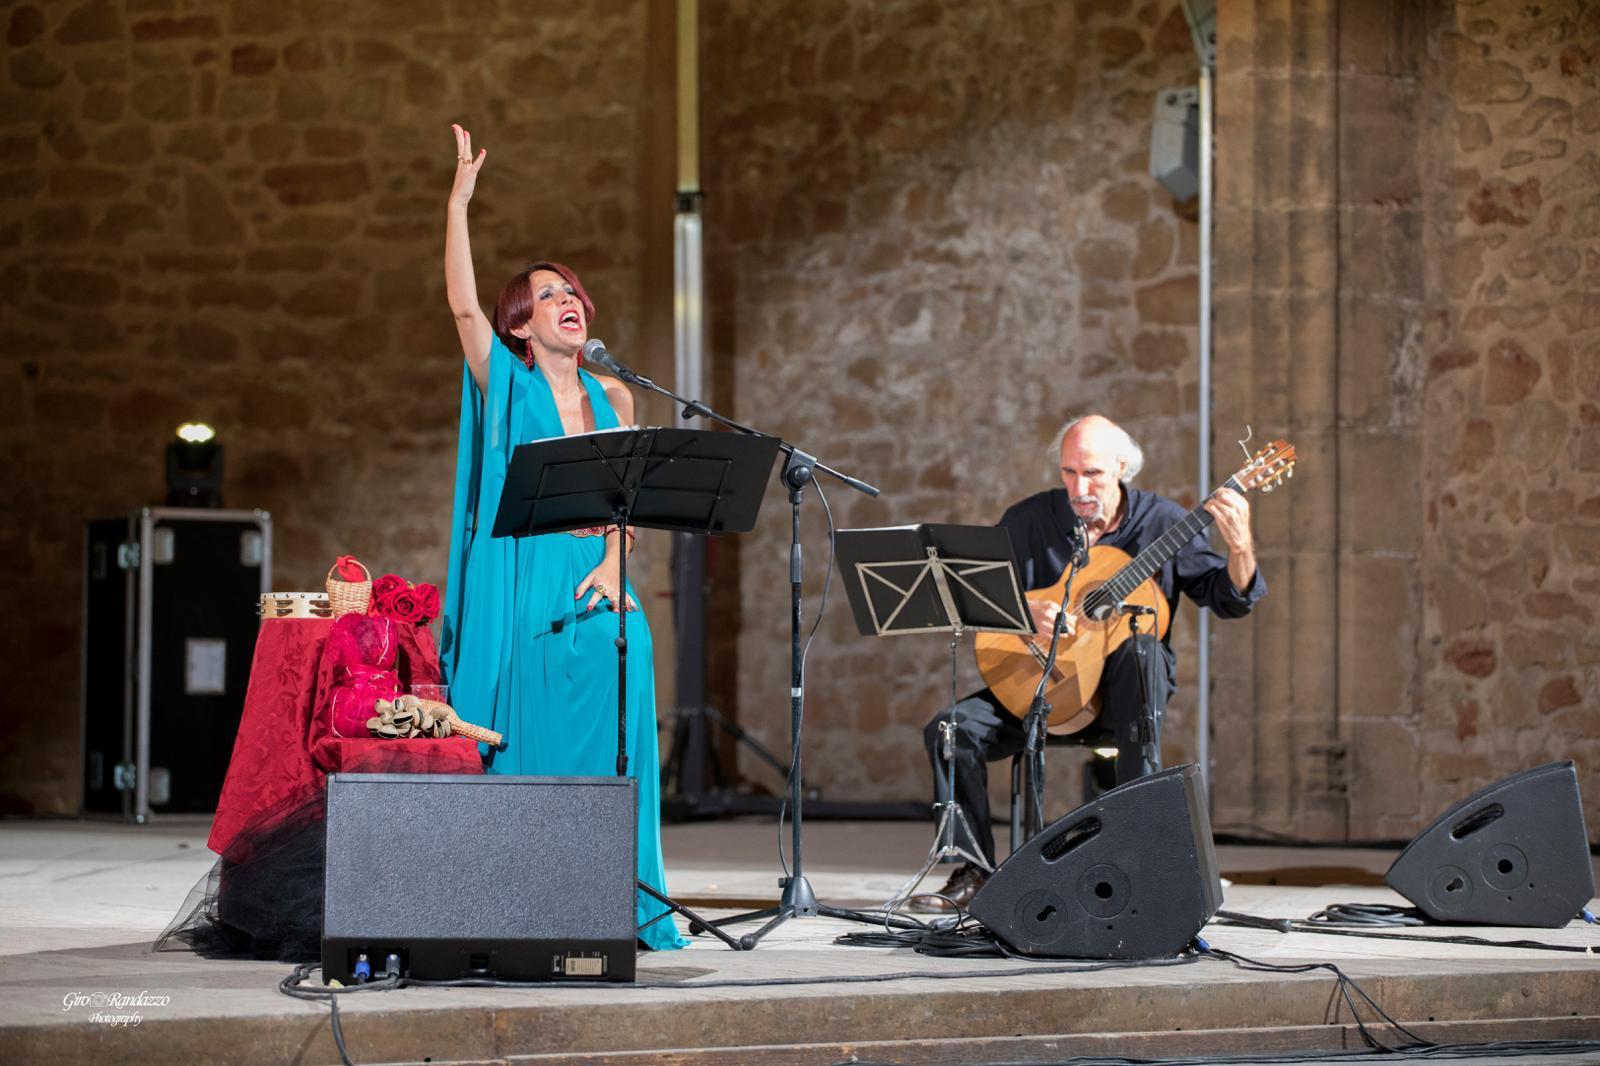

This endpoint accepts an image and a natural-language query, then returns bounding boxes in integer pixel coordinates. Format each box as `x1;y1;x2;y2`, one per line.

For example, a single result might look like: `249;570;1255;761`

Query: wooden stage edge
2;819;1598;1065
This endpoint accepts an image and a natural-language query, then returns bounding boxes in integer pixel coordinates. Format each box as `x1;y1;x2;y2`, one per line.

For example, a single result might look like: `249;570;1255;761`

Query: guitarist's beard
1070;495;1106;523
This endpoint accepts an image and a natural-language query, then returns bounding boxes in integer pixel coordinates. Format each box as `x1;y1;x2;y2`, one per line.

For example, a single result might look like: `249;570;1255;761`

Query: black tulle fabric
156;749;452;962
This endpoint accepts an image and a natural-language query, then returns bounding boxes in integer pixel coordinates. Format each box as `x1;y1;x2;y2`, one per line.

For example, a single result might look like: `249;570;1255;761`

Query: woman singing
438;124;685;950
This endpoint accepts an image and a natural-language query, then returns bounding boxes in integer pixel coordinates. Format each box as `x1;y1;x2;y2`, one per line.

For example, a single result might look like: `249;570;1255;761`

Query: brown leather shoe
908;861;989;913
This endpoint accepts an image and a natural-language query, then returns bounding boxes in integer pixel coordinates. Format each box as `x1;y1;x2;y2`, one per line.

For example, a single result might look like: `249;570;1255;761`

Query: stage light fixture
165;422;224;508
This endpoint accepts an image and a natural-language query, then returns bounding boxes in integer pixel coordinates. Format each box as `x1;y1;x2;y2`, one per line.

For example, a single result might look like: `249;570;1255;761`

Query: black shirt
998;485;1266;629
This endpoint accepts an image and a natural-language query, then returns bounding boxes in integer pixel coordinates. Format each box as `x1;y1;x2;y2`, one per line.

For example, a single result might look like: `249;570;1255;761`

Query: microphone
1072;516;1090;567
1082;600;1153;622
581;338;652;386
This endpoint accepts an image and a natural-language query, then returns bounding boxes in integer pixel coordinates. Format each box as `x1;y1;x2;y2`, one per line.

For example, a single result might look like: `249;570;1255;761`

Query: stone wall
1212;0;1600;842
7;0;1595;841
1;0;677;814
1416;0;1600;832
700;0;1208;810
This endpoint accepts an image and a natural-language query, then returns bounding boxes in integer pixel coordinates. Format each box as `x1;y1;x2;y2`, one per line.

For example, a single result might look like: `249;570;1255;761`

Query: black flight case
81;507;272;821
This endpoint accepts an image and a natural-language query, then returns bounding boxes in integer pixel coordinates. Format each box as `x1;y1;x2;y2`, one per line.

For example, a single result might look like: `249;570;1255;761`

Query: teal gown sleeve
441;336;687;950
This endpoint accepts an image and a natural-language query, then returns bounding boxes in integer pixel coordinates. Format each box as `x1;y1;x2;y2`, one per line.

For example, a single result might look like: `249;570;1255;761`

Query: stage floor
2;817;1597;1065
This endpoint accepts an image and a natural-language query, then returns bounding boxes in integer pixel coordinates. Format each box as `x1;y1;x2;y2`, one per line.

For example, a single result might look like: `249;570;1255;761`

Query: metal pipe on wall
1196;65;1214;797
670;0;711;781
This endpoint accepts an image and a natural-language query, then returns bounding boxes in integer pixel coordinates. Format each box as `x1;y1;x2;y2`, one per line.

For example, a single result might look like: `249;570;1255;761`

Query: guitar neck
1082;476;1242;614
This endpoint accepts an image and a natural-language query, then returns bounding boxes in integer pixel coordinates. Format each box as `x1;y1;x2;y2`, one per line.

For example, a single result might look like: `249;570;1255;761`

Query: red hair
492;261;597;365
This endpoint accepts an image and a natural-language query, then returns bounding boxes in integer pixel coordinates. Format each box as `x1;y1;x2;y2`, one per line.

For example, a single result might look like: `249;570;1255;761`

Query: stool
1008;736;1118;855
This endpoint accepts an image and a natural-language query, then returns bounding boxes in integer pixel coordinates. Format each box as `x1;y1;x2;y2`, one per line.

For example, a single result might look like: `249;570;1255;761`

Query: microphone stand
1018;524;1089;842
593;352;905;947
1118;604;1162;779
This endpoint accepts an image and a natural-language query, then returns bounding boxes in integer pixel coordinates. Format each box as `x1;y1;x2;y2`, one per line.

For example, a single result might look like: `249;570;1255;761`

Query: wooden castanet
973;545;1170;734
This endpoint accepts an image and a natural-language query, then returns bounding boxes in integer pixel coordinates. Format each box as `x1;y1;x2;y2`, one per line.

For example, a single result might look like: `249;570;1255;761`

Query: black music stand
492;426;781;951
835;524;1033;910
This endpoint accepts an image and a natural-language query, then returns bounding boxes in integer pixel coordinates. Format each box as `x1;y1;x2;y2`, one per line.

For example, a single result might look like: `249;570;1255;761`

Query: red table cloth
208;616;482;857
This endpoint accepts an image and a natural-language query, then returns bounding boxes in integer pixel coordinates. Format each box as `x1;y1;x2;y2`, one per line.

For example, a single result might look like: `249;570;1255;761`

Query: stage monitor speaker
323;773;637;983
969;764;1220;959
1385;761;1593;928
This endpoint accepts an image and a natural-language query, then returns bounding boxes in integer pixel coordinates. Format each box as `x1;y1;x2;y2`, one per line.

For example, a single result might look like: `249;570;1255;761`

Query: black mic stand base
636;880;745;951
685;873;924;950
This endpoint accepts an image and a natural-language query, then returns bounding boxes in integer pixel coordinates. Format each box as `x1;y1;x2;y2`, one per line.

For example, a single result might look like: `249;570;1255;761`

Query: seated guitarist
915;413;1265;912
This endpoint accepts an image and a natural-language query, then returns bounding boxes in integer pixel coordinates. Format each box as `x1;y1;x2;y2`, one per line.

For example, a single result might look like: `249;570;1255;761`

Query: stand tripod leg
888;702;993;911
883;800;992;911
637;880;745;950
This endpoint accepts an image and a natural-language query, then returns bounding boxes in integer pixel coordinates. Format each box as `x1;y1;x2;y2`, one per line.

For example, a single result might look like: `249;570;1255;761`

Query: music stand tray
834;524;1033;910
835;524;1032;639
492;427;781;540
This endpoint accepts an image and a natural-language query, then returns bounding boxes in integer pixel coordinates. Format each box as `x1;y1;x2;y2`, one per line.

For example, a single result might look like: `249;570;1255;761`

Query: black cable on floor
1196;938;1433;1054
1212;908;1600;954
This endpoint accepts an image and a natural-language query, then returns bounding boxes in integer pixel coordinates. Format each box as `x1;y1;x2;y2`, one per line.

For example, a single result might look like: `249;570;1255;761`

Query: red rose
416;583;441;622
388;586;425;624
370;573;406;613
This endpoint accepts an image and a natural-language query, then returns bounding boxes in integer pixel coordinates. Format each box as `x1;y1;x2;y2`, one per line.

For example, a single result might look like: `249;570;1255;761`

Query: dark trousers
923;635;1175;867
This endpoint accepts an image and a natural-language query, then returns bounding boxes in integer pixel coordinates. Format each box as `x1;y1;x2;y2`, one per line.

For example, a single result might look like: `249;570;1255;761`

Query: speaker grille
323;774;637;982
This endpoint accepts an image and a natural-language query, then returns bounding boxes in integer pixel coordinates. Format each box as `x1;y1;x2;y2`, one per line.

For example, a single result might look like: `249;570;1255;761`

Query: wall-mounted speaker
1386;761;1593;928
969;764;1220;958
1149;87;1200;203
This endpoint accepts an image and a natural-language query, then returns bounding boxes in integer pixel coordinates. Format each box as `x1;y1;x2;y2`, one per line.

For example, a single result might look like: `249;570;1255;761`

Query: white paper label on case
185;638;227;695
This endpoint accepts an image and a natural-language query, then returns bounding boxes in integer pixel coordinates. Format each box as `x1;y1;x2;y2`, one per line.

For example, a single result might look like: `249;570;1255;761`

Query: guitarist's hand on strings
1203;486;1258;592
1030;599;1076;638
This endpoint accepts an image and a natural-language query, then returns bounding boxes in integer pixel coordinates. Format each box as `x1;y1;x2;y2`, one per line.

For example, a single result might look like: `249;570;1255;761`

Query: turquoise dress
440;335;686;951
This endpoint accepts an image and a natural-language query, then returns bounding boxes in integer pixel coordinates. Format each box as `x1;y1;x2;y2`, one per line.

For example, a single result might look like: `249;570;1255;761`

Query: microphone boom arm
589;344;879;499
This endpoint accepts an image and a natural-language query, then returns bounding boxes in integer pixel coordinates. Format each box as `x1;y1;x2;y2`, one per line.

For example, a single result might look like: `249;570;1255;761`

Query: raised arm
446;123;493;392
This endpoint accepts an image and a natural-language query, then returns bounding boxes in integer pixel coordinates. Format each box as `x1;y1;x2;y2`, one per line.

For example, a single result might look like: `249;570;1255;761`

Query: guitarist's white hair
1048;416;1145;482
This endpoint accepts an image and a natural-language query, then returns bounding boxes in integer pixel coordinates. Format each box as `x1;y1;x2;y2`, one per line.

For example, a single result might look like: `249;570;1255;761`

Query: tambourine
258;591;334;619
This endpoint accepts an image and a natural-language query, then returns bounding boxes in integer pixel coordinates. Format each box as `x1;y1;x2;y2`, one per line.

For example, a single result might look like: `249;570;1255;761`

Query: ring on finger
594;583;609;599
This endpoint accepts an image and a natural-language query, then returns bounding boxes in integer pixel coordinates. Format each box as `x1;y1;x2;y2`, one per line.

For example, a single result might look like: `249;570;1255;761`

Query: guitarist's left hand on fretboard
1201;486;1257;590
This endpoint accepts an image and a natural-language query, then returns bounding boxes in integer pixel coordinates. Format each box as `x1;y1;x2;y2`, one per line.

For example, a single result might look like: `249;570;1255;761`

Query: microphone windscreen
581;338;620;374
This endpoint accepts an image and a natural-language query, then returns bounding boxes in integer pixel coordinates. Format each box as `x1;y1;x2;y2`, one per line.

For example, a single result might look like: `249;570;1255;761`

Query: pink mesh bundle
325;614;402;738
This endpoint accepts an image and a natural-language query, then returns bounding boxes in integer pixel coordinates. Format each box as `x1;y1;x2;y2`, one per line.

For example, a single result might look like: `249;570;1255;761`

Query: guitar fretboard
1080;476;1243;617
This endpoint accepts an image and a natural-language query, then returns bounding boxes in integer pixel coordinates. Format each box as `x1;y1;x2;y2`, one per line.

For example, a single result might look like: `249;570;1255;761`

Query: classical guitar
973;439;1296;734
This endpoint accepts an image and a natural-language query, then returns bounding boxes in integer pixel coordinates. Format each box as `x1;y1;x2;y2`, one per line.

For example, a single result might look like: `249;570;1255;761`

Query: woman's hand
576;554;638;614
446;123;492;387
449;123;486;209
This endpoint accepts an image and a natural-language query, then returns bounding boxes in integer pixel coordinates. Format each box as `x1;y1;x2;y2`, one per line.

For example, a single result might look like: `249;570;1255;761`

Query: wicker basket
326;559;372;618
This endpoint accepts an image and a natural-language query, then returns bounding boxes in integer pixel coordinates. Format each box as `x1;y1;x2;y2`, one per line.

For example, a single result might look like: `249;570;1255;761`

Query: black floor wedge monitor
1386;761;1593;928
969;764;1221;959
